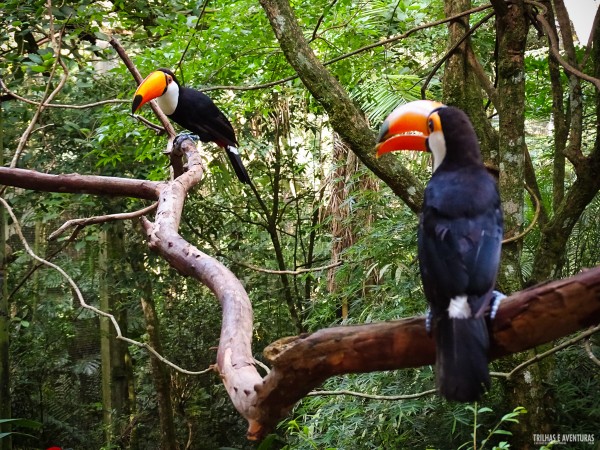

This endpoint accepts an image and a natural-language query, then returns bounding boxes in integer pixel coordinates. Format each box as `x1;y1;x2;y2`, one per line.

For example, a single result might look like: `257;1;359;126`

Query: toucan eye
167;76;172;84
428;118;434;133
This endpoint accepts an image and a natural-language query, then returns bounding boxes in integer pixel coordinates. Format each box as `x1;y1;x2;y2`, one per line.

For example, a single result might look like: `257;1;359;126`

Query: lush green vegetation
1;0;599;449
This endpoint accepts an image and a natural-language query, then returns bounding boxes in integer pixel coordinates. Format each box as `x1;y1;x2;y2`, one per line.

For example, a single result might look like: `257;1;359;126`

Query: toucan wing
169;87;238;148
418;168;503;317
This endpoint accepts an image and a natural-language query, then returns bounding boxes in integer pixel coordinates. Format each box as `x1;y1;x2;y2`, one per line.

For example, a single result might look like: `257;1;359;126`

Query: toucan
376;100;503;402
132;68;250;184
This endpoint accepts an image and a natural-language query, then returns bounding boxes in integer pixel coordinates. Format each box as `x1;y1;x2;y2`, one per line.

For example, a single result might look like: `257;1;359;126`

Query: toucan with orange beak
132;68;250;184
376;100;503;402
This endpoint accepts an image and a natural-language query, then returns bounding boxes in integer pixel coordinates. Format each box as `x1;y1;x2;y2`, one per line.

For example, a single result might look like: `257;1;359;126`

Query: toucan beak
132;71;168;114
375;100;445;157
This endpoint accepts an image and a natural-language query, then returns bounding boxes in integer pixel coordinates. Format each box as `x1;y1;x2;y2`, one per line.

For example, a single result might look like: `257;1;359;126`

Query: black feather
157;69;249;183
418;106;503;402
435;314;490;402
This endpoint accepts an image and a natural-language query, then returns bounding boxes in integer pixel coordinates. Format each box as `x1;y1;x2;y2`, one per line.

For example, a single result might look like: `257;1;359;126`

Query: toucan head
376;100;481;172
132;68;180;114
375;100;445;169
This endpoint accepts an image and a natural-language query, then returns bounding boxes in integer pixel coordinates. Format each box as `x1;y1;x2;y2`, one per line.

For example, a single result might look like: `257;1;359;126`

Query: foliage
0;418;42;442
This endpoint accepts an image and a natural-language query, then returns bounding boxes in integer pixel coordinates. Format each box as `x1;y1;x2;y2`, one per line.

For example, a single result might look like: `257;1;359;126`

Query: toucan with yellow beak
132;68;250;184
376;100;503;402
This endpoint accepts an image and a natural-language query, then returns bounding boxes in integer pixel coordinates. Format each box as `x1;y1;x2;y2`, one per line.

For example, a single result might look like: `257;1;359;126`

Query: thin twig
421;11;495;99
583;338;600;368
48;202;158;240
253;358;271;374
131;114;166;134
176;0;211;82
310;0;339;42
492;323;600;380
307;388;437;400
109;37;176;151
201;4;493;93
502;184;541;244
46;0;55;49
0;78;127;109
8;225;82;302
10;29;68;168
0;196;212;376
232;259;343;275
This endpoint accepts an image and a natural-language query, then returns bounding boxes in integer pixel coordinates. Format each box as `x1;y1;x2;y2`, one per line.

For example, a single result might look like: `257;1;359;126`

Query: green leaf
492;430;513;435
28;65;46;73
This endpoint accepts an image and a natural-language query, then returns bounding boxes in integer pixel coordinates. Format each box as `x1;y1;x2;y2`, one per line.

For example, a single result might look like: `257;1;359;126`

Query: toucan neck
157;82;179;115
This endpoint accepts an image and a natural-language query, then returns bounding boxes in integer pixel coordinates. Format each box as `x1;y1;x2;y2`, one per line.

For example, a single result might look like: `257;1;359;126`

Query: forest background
0;0;599;449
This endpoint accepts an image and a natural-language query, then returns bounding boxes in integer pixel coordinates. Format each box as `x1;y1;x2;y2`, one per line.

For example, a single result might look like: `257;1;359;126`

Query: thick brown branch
247;266;600;440
0;167;161;200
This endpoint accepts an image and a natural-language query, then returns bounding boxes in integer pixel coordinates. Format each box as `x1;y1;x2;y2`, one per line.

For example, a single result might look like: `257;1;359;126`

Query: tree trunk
442;0;498;166
494;0;527;293
492;2;553;447
131;248;178;450
0;103;12;450
99;222;134;447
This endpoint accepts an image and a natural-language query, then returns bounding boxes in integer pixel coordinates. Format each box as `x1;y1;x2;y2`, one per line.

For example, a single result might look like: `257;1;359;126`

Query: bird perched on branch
132;68;250;184
376;100;503;402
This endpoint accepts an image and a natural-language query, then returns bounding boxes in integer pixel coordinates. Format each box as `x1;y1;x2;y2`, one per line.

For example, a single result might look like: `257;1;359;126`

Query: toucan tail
225;145;251;184
435;314;490;402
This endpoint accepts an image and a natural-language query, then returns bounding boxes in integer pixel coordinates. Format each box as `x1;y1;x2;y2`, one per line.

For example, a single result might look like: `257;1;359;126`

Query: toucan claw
178;131;200;141
489;290;506;320
173;132;200;149
425;308;433;336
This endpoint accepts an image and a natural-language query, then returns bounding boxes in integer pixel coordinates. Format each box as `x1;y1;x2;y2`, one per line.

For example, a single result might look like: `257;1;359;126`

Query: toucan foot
425;308;433;336
173;132;200;148
489;290;506;320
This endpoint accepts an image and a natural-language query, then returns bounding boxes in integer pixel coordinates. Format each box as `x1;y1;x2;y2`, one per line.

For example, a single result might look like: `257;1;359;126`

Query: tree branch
0;77;128;110
492;323;600;380
109;37;177;151
307;388;437;400
201;4;493;93
421;11;495;99
48;202;158;240
528;0;600;90
0;167;161;200
10;32;68;168
583;338;600;368
137;138;265;434
231;259;342;275
247;266;600;439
